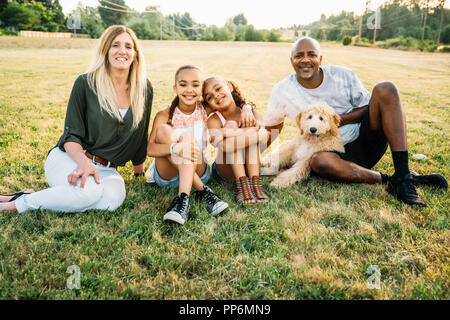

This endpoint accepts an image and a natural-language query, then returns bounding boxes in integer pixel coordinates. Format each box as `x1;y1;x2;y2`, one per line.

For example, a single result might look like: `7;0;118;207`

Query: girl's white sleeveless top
171;102;208;152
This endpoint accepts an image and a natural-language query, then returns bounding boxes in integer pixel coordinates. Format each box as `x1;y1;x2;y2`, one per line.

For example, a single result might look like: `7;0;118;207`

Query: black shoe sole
388;191;426;207
386;186;426;207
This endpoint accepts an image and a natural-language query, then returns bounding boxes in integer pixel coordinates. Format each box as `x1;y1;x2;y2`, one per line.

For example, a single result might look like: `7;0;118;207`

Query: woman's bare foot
0;201;17;212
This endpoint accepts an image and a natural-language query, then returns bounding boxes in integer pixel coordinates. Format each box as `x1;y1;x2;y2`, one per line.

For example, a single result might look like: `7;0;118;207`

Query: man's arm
264;122;284;150
339;106;368;127
263;82;288;150
344;68;371;127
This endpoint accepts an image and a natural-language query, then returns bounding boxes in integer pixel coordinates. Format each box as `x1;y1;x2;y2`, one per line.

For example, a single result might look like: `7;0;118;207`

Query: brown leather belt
85;151;117;168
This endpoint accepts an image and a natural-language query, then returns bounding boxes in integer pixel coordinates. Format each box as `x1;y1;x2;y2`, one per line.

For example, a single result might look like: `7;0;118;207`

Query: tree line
306;0;450;44
1;0;449;47
0;0;282;42
0;0;65;32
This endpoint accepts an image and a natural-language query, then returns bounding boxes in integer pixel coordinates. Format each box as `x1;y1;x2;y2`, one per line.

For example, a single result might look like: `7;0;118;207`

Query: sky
60;0;448;29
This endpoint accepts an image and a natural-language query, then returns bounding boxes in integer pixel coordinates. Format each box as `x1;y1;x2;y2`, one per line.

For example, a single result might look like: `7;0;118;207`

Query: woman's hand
64;142;101;188
133;163;145;175
67;160;100;188
239;104;256;128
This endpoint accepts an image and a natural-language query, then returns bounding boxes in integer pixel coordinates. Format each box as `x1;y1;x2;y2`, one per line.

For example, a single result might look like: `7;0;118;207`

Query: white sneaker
163;193;191;225
145;161;156;183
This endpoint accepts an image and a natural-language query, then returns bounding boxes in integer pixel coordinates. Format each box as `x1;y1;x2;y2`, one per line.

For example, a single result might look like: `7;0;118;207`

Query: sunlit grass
0;37;448;299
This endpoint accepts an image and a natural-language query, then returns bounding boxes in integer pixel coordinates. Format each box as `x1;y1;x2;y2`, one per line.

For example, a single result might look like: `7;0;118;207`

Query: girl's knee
178;131;200;151
178;131;196;143
156;124;176;143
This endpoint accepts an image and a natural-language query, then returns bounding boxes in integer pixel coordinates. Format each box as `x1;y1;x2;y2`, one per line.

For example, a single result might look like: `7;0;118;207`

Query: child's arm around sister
147;108;201;163
203;76;270;206
207;109;268;152
147;66;229;225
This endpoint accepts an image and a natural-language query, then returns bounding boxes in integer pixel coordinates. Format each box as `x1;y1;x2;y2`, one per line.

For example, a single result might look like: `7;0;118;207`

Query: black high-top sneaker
163;193;191;225
386;174;426;207
194;185;229;217
409;169;448;190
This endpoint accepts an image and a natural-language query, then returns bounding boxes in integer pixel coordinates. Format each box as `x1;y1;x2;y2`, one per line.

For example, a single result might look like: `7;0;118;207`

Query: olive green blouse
56;74;153;166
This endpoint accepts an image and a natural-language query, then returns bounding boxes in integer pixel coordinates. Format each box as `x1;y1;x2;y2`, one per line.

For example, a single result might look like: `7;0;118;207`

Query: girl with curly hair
203;76;270;206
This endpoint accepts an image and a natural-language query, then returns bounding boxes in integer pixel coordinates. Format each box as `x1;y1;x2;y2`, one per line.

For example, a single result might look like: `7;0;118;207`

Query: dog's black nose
310;127;317;134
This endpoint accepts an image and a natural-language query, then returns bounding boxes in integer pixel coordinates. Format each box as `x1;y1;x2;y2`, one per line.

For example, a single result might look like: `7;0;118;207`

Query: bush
44;21;59;32
267;30;281;42
129;21;153;40
342;35;352;46
402;36;419;48
353;37;372;47
0;28;19;36
0;1;40;30
437;45;450;52
371;37;437;52
385;38;402;47
188;35;199;40
419;40;437;52
244;25;264;42
442;25;450;44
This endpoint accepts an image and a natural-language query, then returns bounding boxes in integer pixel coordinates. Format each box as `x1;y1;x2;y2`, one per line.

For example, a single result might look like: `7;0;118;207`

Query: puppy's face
296;103;340;143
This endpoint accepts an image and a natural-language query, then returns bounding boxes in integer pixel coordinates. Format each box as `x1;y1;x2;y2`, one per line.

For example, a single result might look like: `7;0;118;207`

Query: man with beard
264;37;447;206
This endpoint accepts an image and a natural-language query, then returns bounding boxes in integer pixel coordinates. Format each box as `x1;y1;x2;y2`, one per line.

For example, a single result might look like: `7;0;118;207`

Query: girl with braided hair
146;66;255;224
203;76;270;206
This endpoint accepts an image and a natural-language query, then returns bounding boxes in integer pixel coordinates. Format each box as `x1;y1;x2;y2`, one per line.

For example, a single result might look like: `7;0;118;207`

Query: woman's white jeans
15;148;126;213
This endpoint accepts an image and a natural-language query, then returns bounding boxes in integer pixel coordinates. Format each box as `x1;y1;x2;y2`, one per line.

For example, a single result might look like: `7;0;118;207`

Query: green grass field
0;36;448;300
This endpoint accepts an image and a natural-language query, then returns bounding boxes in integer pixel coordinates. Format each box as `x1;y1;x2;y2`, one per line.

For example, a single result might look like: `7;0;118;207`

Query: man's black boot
386;174;426;207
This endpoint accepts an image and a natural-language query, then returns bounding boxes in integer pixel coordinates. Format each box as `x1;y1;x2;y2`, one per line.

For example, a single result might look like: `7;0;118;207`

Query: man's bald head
290;37;323;87
291;37;321;57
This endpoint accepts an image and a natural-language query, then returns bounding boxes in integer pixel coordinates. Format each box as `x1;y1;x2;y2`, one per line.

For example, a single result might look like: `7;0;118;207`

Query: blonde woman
0;25;153;213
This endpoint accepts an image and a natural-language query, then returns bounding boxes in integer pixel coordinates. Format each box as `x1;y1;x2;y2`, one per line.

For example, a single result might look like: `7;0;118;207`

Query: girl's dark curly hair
203;77;256;110
167;65;200;126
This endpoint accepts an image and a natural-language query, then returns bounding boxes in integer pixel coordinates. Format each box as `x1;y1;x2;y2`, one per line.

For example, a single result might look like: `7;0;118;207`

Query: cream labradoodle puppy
263;102;345;188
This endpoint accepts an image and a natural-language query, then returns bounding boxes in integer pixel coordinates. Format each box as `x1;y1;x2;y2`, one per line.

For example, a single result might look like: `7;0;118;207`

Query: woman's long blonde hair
86;25;147;128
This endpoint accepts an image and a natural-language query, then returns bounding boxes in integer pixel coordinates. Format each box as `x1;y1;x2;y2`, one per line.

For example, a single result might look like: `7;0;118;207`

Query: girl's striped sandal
235;176;256;205
250;176;270;203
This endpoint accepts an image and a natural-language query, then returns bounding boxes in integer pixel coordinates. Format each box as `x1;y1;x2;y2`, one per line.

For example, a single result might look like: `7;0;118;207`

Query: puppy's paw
261;156;272;168
262;165;279;176
270;177;295;188
269;179;282;188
